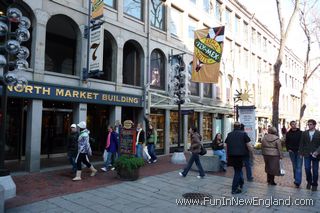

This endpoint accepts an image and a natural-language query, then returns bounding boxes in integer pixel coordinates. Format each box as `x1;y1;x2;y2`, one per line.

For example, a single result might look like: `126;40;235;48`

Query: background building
0;0;304;172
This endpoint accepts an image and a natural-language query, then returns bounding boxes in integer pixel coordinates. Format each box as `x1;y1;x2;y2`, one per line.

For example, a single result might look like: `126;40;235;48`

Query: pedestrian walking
136;123;145;158
101;126;119;172
285;120;303;188
67;124;78;174
261;126;283;186
72;121;97;181
225;122;252;194
212;133;227;172
179;127;205;179
146;123;158;163
241;123;254;182
299;119;320;191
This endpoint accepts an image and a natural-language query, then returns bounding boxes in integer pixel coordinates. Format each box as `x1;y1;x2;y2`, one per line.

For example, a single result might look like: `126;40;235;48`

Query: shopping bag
143;146;151;160
279;159;285;176
103;149;109;162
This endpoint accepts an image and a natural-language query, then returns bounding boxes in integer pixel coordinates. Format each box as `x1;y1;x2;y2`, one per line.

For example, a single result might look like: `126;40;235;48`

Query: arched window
188;62;199;96
150;49;165;90
123;40;143;86
45;15;78;75
92;30;117;82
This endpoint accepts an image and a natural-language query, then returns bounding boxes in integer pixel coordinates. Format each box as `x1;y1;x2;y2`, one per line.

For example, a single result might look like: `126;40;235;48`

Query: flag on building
91;0;104;20
192;26;225;83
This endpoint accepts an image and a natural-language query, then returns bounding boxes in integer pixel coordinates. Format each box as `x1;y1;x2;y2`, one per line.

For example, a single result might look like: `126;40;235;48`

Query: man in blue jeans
285;121;302;188
241;124;254;181
299;119;320;191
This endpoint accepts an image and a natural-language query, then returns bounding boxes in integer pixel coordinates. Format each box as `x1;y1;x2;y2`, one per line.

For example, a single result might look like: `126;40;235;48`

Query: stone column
199;112;203;137
73;103;87;124
183;114;188;151
26;99;43;172
110;106;122;127
165;109;170;154
32;10;49;82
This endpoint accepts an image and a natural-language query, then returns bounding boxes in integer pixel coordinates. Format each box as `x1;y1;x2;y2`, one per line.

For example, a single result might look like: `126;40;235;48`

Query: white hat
70;124;77;128
77;121;86;129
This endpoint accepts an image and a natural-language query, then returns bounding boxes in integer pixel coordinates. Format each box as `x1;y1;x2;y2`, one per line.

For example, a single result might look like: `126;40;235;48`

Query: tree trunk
272;60;282;129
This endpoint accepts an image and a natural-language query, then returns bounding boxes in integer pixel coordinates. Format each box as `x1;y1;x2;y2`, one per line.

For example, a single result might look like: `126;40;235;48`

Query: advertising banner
89;26;103;75
192;26;225;83
238;106;256;145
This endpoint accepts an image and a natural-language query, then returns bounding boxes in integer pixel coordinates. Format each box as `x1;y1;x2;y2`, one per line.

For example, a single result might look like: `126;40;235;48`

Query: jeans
136;144;143;158
232;166;244;192
304;155;319;186
243;156;253;180
104;152;117;169
67;152;77;173
289;151;303;185
181;153;205;177
213;149;227;162
147;143;157;162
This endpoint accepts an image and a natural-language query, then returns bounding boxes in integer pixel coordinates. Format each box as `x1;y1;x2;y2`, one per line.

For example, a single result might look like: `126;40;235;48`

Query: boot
72;170;82;181
90;165;97;176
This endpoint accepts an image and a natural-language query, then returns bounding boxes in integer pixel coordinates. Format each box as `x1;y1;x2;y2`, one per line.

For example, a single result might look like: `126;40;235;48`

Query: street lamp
0;6;30;199
169;52;190;164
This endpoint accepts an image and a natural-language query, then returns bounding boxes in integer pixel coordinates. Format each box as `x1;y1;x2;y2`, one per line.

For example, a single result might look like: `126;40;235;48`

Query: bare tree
272;0;300;128
298;0;320;127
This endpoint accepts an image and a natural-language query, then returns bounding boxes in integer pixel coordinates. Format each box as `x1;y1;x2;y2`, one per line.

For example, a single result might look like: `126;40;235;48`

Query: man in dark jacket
67;124;79;173
285;120;302;188
225;122;252;194
299;119;320;191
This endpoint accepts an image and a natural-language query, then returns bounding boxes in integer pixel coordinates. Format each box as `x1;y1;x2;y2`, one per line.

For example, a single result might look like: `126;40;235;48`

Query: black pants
76;153;92;170
267;173;275;183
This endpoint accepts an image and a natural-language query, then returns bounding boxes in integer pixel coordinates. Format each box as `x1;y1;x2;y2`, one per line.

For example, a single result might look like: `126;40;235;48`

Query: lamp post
169;51;190;164
0;6;30;199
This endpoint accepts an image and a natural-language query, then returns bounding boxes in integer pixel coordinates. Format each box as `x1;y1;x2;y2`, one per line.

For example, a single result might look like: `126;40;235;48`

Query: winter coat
106;131;119;153
212;139;224;150
67;132;79;156
285;128;302;152
299;130;320;156
190;132;202;154
261;134;282;157
147;129;157;144
78;129;92;155
225;129;250;156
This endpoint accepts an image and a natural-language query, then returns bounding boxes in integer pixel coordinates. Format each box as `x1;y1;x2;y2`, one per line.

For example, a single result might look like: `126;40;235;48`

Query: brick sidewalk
5;152;302;209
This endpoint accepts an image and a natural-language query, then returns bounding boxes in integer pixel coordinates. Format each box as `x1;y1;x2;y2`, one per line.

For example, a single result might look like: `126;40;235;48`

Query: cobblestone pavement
7;170;319;213
5;152;314;211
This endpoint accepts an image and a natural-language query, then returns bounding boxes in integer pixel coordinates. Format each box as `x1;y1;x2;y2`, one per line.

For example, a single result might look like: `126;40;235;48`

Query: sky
238;0;306;60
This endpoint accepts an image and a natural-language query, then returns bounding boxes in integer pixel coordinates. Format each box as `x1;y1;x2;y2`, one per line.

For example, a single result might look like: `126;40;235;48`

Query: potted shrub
115;155;145;181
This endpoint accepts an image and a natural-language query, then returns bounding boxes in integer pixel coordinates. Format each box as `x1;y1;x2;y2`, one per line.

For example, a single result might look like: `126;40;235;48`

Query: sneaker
148;160;152;164
197;175;204;179
110;167;115;171
153;159;157;163
101;167;107;172
179;172;185;177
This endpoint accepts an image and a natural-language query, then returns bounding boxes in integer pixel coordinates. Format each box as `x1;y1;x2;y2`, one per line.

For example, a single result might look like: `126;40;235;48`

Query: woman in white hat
73;121;97;181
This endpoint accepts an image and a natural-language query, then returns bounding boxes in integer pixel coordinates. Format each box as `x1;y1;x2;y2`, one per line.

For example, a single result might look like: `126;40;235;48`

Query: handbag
279;159;285;176
199;145;207;156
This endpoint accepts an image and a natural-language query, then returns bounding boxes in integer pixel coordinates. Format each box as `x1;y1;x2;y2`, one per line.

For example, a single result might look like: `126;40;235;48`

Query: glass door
41;108;72;157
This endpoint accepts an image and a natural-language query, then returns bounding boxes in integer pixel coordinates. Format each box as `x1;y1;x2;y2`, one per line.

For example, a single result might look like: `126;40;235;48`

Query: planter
117;167;140;181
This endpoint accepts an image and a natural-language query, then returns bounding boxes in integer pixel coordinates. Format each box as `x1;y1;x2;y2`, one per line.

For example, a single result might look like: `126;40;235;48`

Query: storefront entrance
41;101;73;158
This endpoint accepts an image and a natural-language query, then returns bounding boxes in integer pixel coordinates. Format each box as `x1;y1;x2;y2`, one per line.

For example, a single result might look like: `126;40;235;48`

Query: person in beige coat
261;126;283;185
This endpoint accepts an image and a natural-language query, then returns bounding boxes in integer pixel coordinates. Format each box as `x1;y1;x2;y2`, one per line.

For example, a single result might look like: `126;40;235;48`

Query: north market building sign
0;82;143;107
